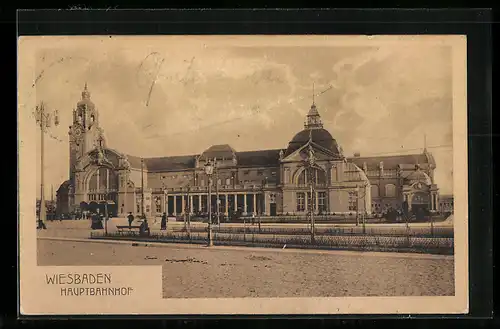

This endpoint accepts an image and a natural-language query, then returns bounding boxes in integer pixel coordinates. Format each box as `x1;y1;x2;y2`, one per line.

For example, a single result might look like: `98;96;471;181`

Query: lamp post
356;184;368;234
309;168;316;244
215;162;220;227
161;179;168;230
187;184;191;238
305;144;316;244
184;184;192;237
259;177;266;232
95;137;111;235
140;158;145;219
104;184;109;235
430;202;435;237
204;159;214;247
35;102;59;229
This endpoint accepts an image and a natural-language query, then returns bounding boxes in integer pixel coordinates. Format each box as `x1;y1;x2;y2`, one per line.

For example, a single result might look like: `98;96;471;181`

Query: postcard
18;35;468;315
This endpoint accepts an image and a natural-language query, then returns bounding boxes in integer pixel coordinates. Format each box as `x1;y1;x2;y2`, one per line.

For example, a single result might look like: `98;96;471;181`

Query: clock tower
68;83;103;182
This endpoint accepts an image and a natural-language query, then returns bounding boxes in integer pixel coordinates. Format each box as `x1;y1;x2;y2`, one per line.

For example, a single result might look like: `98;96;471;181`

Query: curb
37;236;453;260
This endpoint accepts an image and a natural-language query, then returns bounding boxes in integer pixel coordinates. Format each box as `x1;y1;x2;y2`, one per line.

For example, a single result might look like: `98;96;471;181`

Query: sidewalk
37;217;453;240
37;236;452;260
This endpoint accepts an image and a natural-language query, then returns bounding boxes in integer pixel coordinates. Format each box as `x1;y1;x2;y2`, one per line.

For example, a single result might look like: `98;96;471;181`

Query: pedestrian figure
252;213;255;225
161;212;167;230
90;212;100;230
37;219;47;230
127;212;134;229
140;218;150;237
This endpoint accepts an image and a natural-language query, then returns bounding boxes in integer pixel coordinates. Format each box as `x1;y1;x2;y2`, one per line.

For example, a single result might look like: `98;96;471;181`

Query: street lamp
356;183;369;234
215;163;220;227
104;184;109;235
204;159;215;247
185;184;192;237
161;179;167;228
35;102;59;229
140;158;145;219
305;144;317;244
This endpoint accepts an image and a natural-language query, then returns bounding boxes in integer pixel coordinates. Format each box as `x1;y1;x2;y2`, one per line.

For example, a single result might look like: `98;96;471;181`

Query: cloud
23;38;455;196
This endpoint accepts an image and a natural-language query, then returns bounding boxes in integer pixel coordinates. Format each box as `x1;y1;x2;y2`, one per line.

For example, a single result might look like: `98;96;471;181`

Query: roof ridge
349;153;425;159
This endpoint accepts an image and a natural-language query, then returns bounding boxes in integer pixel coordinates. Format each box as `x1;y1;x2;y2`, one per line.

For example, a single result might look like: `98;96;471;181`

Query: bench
116;225;151;236
116;225;141;232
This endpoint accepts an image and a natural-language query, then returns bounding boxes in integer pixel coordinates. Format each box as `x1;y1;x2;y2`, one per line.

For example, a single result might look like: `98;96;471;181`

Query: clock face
72;125;83;138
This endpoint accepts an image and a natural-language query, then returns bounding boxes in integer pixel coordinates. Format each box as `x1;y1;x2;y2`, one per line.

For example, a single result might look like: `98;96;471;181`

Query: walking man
127;212;134;229
161;212;167;231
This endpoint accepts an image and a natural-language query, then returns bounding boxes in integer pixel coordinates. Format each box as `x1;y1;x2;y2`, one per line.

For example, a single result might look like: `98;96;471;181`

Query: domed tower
68;83;103;182
279;94;370;216
284;100;342;158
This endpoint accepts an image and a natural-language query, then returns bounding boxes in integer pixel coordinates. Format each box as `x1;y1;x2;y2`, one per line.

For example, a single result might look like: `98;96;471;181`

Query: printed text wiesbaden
45;273;134;296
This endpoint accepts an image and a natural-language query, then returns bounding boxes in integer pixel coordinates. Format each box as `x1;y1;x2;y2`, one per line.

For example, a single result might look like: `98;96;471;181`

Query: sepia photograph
18;35;468;315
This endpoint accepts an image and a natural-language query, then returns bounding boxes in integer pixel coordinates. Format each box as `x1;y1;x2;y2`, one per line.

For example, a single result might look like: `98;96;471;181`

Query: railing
87;188;118;193
161;184;276;193
91;231;454;255
172;225;453;238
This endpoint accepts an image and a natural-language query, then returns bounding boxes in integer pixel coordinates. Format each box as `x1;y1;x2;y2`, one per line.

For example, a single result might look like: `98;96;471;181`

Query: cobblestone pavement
37;238;455;298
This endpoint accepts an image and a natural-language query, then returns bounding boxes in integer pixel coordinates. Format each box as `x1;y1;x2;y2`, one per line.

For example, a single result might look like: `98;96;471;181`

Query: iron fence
171;225;453;238
91;230;454;255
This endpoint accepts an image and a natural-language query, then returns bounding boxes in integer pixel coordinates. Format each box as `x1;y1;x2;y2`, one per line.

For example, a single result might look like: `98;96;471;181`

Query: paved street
38;237;455;298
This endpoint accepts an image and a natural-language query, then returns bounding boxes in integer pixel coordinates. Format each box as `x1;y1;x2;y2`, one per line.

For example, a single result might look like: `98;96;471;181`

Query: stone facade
438;195;454;214
57;85;440;218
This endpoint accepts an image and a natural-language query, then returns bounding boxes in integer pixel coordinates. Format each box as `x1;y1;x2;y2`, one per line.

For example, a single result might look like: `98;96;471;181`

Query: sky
19;36;456;197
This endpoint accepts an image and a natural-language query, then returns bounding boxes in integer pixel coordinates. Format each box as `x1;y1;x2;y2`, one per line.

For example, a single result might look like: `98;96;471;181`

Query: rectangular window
296;192;305;212
243;170;250;175
307;192;316;210
348;191;357;211
271;171;277;176
257;170;264;176
318;192;326;213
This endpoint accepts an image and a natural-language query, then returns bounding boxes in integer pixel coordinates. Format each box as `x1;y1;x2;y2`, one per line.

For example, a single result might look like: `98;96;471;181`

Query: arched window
88;167;119;192
298;171;306;185
371;185;379;198
385;184;396;197
297;168;327;185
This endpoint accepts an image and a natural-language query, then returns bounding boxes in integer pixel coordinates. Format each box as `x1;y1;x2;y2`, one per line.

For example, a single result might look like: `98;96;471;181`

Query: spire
304;84;323;130
423;133;427;152
312;82;315;106
81;82;91;100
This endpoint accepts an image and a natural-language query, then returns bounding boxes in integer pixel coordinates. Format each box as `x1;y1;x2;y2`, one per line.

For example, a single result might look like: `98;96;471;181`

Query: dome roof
405;167;432;186
77;98;95;109
77;83;95;109
200;144;236;160
284;128;340;157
